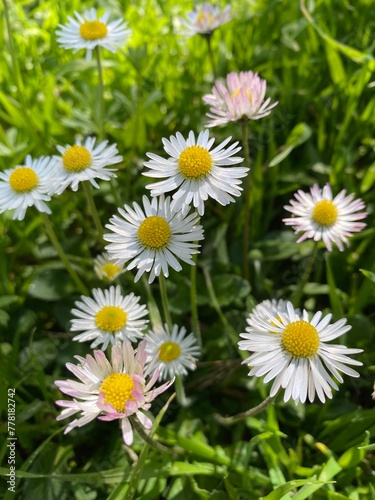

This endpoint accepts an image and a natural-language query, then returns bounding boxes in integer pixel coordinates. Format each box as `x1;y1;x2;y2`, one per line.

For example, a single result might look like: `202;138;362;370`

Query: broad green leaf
261;479;333;500
27;270;75;301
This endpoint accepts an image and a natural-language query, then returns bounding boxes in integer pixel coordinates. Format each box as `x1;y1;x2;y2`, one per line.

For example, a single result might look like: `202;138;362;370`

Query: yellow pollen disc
79;20;108;40
158;341;181;362
196;12;214;25
99;373;135;412
178;145;213;179
282;320;320;358
138;216;171;249
95;306;127;332
231;88;252;104
9;167;38;193
101;263;121;280
312;200;338;226
62;145;92;172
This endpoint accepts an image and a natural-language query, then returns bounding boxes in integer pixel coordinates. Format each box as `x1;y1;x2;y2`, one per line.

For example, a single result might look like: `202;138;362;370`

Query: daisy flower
56;8;132;61
70;285;148;350
104;195;204;283
203;71;278;127
143;130;246;216
55;340;173;446
238;301;363;404
283;184;367;251
145;324;201;380
54;136;122;193
0;155;58;220
179;3;232;37
94;252;124;282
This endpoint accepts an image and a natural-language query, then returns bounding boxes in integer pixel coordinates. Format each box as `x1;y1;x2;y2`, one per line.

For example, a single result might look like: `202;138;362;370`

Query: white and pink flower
203;71;278;127
55;340;173;445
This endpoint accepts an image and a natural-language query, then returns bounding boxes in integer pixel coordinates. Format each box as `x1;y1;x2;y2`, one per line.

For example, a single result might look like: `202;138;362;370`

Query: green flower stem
125;394;178;500
129;416;174;455
158;273;172;330
82;181;104;241
202;266;247;360
3;0;26;105
204;34;217;80
40;212;88;295
241;122;251;282
95;46;105;140
214;395;275;426
174;374;190;407
190;251;202;348
291;241;320;308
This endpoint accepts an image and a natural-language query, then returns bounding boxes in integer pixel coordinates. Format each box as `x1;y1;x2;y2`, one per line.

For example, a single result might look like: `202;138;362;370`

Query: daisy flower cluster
1;2;369;453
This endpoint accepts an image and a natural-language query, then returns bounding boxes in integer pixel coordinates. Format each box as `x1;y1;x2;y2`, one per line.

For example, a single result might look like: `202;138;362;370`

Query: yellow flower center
9;167;38;193
62;145;92;172
312;200;338;226
99;373;135;412
158;341;181;362
178;145;213;179
282;320;320;358
79;20;108;40
232;88;252;104
95;306;127;332
101;263;121;281
138;216;171;249
196;11;214;25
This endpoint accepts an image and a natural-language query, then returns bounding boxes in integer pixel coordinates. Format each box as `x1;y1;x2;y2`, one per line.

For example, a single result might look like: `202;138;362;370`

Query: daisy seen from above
56;7;132;61
143;130;247;216
54;136;122;193
238;301;363;404
0;155;58;221
179;3;232;37
104;195;204;283
70;285;148;350
55;340;174;446
145;324;201;380
283;183;367;251
94;252;124;282
203;71;278;127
